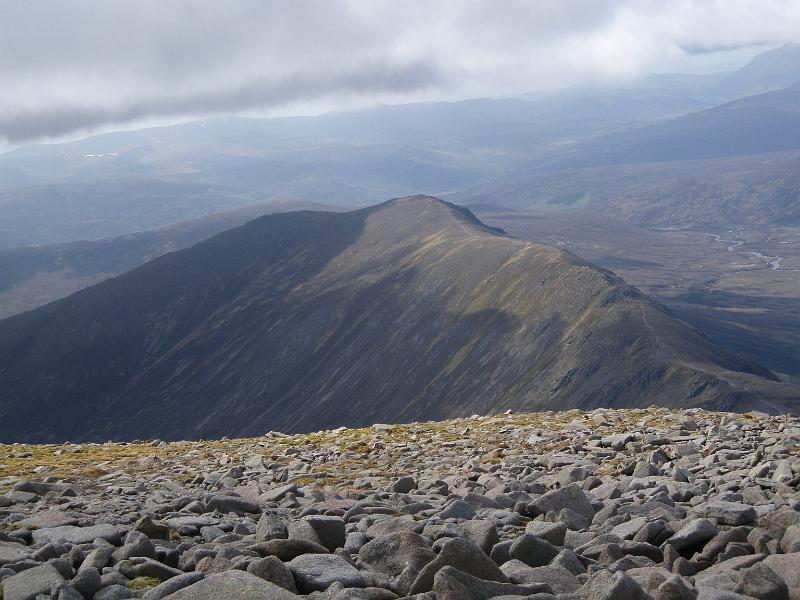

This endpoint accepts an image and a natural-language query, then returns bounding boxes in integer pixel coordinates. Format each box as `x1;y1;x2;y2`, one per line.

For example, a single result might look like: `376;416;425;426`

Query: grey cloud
2;0;800;144
0;59;442;142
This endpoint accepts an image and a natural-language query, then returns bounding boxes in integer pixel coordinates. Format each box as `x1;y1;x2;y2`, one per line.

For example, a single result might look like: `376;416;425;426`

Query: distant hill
453;150;800;227
0;201;345;318
0;197;792;443
539;84;800;170
706;43;800;101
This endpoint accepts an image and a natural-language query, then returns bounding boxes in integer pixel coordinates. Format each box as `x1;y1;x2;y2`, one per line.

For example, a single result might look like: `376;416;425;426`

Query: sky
1;0;800;148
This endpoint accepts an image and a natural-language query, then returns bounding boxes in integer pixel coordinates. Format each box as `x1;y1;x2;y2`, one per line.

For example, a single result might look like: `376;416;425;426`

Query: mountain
453;150;800;227
706;43;800;101
0;201;345;318
0;196;793;443
538;84;800;170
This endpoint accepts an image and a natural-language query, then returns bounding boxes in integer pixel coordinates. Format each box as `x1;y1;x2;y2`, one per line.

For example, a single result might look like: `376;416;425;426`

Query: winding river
701;232;785;271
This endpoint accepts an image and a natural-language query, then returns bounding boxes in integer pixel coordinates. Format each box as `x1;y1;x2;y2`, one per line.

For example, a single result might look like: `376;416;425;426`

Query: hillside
454;150;800;228
540;84;800;170
0;201;346;318
706;43;800;101
0;197;793;443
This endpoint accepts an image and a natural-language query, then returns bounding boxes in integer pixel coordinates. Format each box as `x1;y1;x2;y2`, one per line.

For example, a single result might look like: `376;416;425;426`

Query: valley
474;208;800;379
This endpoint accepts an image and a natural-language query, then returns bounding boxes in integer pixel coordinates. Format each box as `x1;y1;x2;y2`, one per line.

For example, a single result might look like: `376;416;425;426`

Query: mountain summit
0;196;791;442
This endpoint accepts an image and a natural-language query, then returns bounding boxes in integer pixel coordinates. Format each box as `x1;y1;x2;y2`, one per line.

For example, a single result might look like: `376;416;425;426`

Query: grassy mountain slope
0;197;793;443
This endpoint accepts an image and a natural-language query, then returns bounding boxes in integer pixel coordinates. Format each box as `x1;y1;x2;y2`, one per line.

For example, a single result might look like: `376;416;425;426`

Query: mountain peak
368;195;506;237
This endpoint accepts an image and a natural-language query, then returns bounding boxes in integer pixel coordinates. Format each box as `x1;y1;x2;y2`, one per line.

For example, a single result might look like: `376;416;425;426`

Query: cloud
1;0;799;144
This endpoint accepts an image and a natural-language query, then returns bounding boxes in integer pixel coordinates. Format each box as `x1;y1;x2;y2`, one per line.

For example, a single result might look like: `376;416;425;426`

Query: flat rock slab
2;562;64;600
162;570;301;600
15;510;79;529
31;524;120;545
0;542;30;566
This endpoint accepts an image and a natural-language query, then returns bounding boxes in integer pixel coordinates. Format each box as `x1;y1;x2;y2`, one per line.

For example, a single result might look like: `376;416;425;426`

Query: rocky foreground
1;409;800;600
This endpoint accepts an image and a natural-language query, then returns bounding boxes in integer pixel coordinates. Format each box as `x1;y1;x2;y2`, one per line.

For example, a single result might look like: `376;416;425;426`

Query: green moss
128;576;162;590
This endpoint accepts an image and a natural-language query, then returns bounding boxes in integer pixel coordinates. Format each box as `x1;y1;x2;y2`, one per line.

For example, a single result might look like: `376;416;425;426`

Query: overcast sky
2;0;799;147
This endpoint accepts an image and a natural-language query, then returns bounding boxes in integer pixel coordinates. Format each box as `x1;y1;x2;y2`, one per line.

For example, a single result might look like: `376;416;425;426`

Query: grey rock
95;585;136;600
508;534;560;568
206;495;261;515
409;537;508;594
358;531;436;592
0;544;29;567
705;502;757;526
255;512;287;542
526;521;567;546
78;547;112;572
142;572;205;600
32;525;120;546
247;556;297;593
432;566;552;599
667;519;718;552
461;521;499;554
250;538;329;561
580;569;651;600
133;516;170;540
781;525;800;553
734;562;788;600
260;484;298;503
113;530;158;561
117;557;183;581
288;553;365;593
71;565;102;598
288;515;346;552
762;554;800;599
51;582;85;600
654;575;698;600
695;590;759;600
162;570;301;599
389;477;416;494
501;560;581;594
531;484;594;522
1;563;64;600
438;500;476;521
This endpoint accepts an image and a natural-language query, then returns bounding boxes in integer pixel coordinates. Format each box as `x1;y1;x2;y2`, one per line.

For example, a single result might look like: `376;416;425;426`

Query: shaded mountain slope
0;197;792;443
0;201;346;318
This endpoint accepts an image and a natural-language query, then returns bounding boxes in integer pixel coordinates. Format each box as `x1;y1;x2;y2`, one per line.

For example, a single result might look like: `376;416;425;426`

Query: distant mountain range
0;197;793;443
2;45;800;248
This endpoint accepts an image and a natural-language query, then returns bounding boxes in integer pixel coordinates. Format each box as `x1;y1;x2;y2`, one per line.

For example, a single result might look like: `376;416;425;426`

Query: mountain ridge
0;196;793;443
